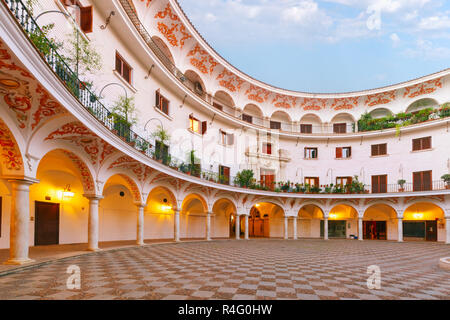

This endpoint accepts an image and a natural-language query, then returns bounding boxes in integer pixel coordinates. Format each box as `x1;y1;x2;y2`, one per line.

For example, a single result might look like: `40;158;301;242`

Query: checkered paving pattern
0;239;449;300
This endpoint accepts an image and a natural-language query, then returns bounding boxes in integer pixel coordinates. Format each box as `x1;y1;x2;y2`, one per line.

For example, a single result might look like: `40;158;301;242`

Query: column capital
134;202;147;208
83;194;104;201
2;175;39;185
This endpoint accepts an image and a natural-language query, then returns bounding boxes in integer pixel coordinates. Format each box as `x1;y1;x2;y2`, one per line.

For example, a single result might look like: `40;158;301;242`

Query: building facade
0;0;449;265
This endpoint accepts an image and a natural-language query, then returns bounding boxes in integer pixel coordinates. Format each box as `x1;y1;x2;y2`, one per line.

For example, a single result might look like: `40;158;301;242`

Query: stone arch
369;108;393;119
152;35;176;65
212;197;237;238
299;113;324;124
146;185;178;210
402;202;445;242
406;98;439;113
270;110;292;123
36;149;95;194
180;193;209;239
213;90;235;108
242;103;264;125
297;203;325;238
184;69;208;97
363;203;398;240
328;204;359;239
101;173;142;203
330;112;356;123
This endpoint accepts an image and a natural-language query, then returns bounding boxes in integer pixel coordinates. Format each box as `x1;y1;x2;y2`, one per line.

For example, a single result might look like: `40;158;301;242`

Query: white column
293;217;298;240
324;217;329;240
84;195;103;251
284;216;288;239
5;178;37;265
235;214;240;240
206;212;211;241
358;217;363;241
136;203;145;246
174;209;180;242
398;217;403;242
445;216;450;244
244;215;249;240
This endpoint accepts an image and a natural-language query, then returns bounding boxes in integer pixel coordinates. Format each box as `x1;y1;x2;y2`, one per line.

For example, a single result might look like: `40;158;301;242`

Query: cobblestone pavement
0;239;449;300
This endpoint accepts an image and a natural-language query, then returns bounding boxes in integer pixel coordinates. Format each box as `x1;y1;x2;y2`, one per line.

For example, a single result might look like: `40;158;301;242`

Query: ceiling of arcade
132;0;446;117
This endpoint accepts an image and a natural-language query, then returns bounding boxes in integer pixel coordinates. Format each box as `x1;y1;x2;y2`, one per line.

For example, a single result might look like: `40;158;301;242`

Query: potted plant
110;96;138;143
441;174;450;189
398;179;406;192
233;169;254;188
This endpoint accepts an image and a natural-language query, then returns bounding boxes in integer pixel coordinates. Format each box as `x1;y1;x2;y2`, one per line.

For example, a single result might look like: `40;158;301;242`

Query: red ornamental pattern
120;174;141;201
45;122;92;141
62;150;94;192
187;44;218;75
0;120;23;171
139;0;152;7
154;4;191;49
300;98;327;111
403;78;442;99
365;91;396;107
331;97;360;111
272;94;297;109
32;84;67;130
0;41;34;79
216;69;244;92
245;85;270;104
2;91;32;129
108;155;152;182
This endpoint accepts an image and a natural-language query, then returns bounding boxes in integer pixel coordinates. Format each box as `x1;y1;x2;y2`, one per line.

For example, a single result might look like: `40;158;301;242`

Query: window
115;52;132;84
155;90;169;115
220;130;234;146
305;177;319;186
262;143;272;155
213;102;223;111
189;115;207;135
412;137;432;151
242;114;253;124
336;177;352;186
371;175;387;193
304;147;318;159
270;121;281;130
371;143;387;156
413;171;432;191
300;124;312;134
336;147;351;159
261;169;275;190
219;165;230;185
60;0;93;33
333;123;347;134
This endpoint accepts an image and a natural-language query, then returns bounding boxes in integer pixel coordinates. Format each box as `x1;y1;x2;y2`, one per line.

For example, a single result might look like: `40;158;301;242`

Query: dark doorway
35;201;60;245
320;220;346;238
363;221;387;240
425;220;437;241
403;221;425;240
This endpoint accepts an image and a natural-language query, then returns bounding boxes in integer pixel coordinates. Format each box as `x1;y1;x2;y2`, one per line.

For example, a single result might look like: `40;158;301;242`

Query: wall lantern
413;213;424;220
329;213;337;220
161;205;173;212
57;184;75;200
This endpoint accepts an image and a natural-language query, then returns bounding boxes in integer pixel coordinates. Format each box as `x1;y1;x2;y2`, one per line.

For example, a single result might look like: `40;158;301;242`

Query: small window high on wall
115;52;132;84
60;0;93;33
189;115;207;135
155;90;169;115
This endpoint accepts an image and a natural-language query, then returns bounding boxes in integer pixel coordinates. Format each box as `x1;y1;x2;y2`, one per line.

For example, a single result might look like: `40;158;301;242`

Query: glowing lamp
329;213;337;219
161;205;172;211
413;213;424;220
255;204;260;208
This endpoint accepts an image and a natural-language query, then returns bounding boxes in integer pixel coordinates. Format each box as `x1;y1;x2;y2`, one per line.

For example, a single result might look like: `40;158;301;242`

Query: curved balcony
3;0;450;199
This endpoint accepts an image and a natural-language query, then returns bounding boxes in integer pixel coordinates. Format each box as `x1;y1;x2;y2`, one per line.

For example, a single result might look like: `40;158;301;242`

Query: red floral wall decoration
62;150;94;192
331;97;360;111
300;98;327;111
154;3;191;49
403;78;442;99
245;85;270;104
0;119;23;171
365;90;396;107
216;69;244;93
272;94;297;109
187;44;218;75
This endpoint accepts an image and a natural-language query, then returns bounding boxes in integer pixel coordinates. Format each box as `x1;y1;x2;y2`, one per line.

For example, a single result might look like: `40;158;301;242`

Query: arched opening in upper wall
406;98;439;114
184;70;207;98
213;90;235;111
152;36;175;65
270;110;291;131
369;108;393;119
242;103;264;125
299;114;323;134
330;113;356;134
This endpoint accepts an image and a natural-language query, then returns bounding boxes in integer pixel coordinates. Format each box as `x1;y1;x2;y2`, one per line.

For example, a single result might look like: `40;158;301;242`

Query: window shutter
413;172;421;191
412;138;420;151
380;175;387;193
202;121;207;135
423;137;431;149
115;54;122;73
347;147;352;157
371;145;377;156
372;176;379;193
228;133;234;145
162;98;169;114
380;143;387;155
423;171;432;191
80;6;93;33
155;90;160;108
336;147;342;159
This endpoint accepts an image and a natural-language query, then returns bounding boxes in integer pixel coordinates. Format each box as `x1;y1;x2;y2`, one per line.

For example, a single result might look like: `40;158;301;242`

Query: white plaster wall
144;212;174;240
180;213;206;239
212;213;230;238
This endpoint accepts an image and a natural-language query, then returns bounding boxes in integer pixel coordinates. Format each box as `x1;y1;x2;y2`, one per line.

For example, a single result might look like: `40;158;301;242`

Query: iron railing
3;0;449;195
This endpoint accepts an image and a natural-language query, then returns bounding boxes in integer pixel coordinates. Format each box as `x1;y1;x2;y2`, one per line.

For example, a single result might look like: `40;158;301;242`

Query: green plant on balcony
110;96;137;142
151;125;170;163
28;23;62;58
323;184;333;194
332;184;344;194
441;174;450;189
310;185;322;194
135;139;149;153
280;181;291;192
186;150;201;177
398;179;406;192
233;169;254;188
350;175;366;194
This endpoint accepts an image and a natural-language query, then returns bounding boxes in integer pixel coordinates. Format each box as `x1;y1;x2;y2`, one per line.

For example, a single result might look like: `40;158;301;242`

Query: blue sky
177;0;450;93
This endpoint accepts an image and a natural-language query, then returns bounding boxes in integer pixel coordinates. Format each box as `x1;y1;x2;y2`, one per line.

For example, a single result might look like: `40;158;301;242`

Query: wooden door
425;220;437;241
35;201;60;245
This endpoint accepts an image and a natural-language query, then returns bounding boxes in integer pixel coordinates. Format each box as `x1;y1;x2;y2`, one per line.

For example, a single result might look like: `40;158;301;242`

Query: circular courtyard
0;239;449;300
